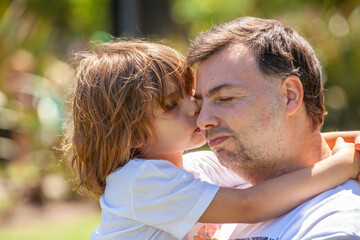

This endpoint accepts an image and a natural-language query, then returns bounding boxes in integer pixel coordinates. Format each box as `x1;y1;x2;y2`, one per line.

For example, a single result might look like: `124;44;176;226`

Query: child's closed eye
165;102;178;111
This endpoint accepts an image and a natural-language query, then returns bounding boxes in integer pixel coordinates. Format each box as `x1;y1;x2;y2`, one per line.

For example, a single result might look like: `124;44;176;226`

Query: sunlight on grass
0;212;100;240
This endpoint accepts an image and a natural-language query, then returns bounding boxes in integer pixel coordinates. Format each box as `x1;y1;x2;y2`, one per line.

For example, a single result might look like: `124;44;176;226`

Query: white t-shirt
183;151;360;240
91;158;220;240
183;151;251;189
183;151;250;240
225;179;360;240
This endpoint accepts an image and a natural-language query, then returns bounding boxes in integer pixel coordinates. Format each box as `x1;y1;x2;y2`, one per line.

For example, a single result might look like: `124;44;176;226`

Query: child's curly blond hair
62;39;195;199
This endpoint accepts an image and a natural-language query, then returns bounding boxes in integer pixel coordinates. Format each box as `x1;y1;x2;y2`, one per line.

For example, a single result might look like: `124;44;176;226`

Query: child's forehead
163;76;185;94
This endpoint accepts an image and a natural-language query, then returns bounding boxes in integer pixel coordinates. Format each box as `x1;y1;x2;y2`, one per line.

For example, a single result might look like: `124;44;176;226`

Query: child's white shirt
90;157;220;240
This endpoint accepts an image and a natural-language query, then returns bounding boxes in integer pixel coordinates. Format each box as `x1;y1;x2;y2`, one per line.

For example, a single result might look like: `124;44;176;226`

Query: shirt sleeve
104;159;220;240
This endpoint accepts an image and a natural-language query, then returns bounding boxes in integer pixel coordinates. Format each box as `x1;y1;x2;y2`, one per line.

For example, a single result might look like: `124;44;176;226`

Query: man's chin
214;148;234;168
213;148;271;184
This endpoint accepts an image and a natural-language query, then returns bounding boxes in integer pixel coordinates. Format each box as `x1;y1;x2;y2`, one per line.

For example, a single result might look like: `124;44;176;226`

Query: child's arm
198;137;359;223
322;130;360;150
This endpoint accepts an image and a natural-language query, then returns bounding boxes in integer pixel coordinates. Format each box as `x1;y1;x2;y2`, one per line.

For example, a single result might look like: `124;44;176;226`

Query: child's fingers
355;136;360;151
332;137;345;154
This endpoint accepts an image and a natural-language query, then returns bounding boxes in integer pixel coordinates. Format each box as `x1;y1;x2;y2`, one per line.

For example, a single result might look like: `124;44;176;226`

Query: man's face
195;44;291;184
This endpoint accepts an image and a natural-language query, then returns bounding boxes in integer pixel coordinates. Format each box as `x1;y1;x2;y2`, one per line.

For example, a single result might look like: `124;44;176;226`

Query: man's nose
196;102;218;130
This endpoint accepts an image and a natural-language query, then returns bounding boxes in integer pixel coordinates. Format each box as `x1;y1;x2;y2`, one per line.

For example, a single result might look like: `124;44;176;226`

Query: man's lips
207;136;229;148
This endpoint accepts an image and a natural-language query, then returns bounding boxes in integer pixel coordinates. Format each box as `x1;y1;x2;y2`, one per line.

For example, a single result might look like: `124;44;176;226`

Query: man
185;17;360;239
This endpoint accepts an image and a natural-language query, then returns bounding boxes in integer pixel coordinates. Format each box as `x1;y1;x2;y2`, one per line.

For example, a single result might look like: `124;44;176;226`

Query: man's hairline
192;42;282;93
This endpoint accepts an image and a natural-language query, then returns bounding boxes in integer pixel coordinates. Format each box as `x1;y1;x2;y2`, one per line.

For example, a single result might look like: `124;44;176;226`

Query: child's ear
131;141;144;149
280;75;304;116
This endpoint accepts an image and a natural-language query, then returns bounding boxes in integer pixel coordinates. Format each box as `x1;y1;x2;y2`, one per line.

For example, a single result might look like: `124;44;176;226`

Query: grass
0;212;100;240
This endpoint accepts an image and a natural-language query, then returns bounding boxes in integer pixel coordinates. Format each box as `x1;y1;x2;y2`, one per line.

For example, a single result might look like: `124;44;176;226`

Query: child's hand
356;135;360;151
322;130;360;150
332;137;360;180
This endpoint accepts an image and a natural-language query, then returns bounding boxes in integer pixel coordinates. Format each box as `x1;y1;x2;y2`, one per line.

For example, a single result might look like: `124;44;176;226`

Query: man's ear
281;75;304;116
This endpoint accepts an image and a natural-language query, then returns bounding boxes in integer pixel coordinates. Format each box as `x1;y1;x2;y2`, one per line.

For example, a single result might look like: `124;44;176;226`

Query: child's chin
191;140;207;150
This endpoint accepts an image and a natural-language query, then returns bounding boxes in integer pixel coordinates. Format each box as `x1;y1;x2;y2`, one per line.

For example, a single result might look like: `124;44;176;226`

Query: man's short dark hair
187;17;325;128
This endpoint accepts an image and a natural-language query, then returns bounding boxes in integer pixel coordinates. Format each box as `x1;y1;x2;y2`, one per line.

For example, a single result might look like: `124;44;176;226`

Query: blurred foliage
0;0;359;218
0;210;99;240
0;0;112;212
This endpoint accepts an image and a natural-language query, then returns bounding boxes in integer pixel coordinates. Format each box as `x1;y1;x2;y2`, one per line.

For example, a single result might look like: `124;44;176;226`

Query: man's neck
295;129;332;168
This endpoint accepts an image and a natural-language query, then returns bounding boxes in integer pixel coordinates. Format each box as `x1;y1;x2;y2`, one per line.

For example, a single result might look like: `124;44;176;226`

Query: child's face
141;87;205;160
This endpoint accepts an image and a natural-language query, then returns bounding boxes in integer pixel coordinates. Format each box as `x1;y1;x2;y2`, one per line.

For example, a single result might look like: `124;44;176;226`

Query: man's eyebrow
194;84;242;99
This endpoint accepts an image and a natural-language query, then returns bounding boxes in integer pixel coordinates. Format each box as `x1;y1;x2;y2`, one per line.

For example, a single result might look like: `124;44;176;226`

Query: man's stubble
210;95;291;185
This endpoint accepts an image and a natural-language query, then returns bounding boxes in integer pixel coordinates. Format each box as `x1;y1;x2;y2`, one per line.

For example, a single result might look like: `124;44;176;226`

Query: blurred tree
0;0;113;211
112;0;175;37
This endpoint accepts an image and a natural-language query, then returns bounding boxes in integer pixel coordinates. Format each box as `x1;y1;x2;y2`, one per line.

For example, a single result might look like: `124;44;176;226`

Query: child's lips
194;127;201;133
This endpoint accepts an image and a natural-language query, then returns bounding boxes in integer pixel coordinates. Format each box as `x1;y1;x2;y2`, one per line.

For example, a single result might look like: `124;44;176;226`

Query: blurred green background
0;0;359;239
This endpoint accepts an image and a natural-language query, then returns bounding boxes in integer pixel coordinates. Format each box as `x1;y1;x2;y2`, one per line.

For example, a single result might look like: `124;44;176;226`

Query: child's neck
162;152;184;168
169;156;183;168
144;152;184;168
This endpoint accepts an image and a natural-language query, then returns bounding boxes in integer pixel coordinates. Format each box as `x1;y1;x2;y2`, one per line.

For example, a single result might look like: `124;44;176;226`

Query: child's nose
186;96;200;117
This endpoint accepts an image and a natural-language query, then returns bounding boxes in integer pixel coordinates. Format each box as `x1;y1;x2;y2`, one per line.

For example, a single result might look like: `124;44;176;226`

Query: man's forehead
194;44;258;92
196;43;256;74
200;43;252;65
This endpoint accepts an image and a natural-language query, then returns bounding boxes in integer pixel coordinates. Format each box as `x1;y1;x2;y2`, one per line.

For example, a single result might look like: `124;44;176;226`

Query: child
62;39;359;240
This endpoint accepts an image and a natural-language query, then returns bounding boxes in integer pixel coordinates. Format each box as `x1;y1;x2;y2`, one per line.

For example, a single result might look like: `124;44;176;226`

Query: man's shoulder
300;179;360;214
306;179;360;210
183;151;250;188
269;179;360;225
284;180;360;238
226;180;360;239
